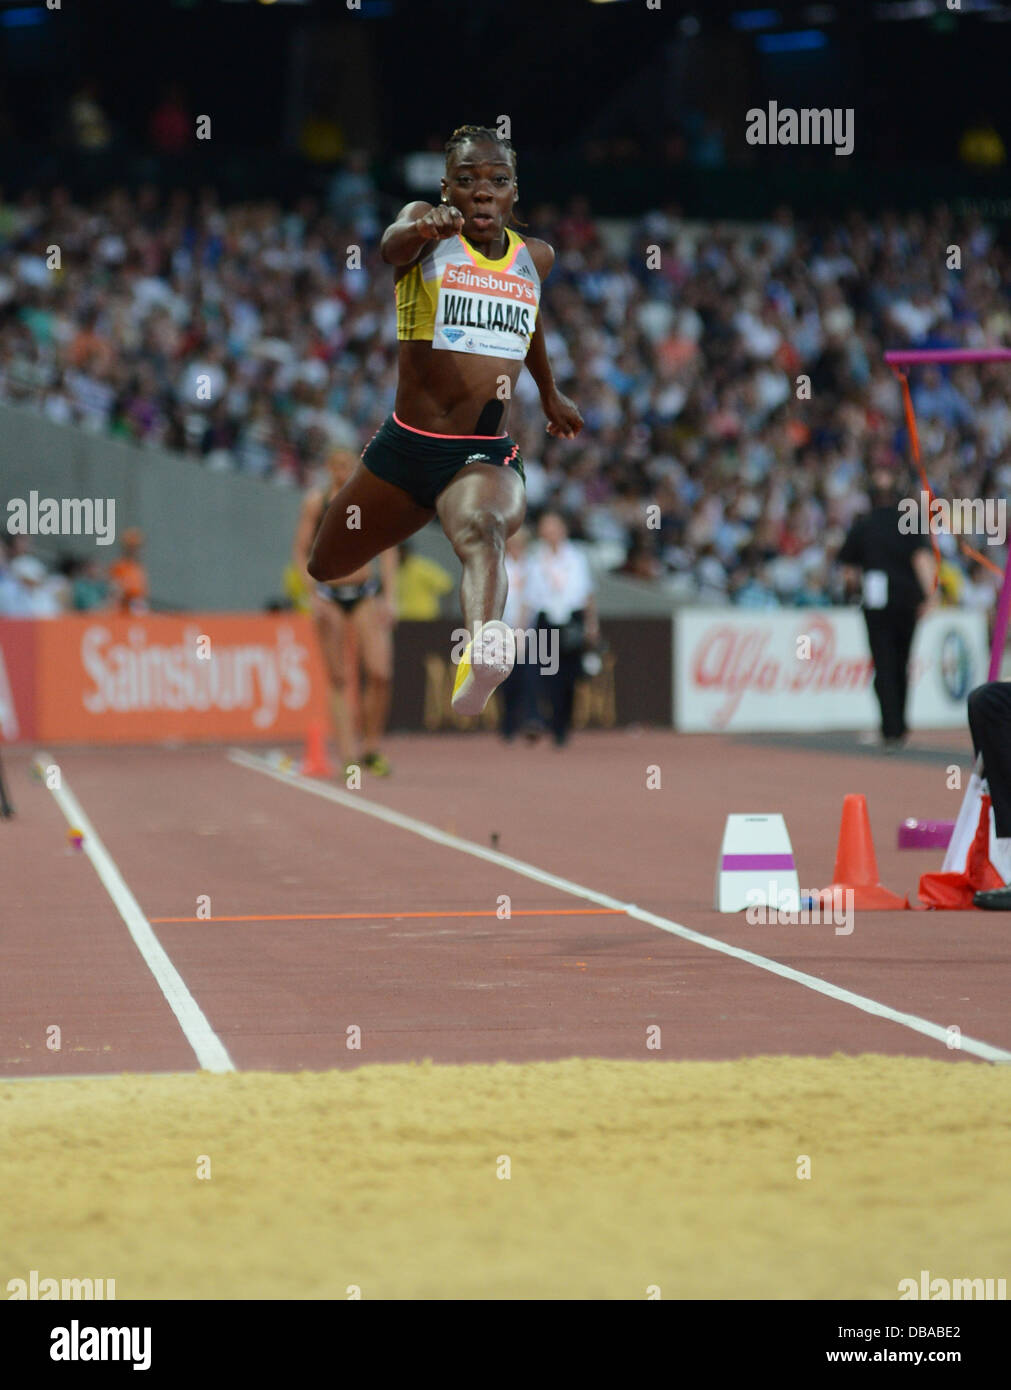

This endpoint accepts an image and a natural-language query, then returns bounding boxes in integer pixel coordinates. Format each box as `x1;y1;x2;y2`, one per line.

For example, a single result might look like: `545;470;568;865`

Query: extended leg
435;464;526;632
436;463;526;715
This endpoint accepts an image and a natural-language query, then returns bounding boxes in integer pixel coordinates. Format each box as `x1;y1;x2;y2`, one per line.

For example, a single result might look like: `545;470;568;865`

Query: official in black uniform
968;681;1011;908
837;462;937;750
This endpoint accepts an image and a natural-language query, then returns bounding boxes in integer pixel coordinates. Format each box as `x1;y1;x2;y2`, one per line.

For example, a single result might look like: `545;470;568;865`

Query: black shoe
972;886;1011;910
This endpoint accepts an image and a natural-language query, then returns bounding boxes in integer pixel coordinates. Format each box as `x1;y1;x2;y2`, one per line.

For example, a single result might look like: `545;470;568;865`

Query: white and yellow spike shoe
451;620;516;716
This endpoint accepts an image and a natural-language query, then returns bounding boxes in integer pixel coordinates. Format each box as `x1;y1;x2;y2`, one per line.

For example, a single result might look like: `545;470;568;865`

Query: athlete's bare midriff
394;340;523;436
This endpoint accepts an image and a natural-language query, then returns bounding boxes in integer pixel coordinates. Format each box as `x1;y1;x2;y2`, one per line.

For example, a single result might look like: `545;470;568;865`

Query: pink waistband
393;411;506;440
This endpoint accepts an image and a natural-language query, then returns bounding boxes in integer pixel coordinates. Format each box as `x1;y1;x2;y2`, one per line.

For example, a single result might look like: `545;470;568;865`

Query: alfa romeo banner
674;608;986;733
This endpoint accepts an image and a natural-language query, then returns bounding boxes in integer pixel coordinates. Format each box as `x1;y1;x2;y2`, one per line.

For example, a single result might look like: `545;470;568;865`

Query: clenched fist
415;204;465;240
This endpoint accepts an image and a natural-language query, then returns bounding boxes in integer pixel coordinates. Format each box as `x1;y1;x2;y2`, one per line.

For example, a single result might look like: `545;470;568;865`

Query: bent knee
452;507;507;555
308;548;353;583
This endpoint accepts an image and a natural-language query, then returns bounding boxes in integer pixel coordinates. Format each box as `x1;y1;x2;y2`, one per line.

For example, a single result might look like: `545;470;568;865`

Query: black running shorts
361;413;525;510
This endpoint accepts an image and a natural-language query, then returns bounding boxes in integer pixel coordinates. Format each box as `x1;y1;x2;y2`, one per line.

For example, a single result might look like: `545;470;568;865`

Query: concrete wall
1;404;304;610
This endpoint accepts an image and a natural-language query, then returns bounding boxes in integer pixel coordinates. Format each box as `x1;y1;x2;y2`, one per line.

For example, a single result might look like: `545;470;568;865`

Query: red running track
1;730;1008;1077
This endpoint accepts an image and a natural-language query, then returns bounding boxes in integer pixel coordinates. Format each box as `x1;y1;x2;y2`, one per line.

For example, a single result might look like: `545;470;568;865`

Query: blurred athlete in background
308;123;581;718
295;447;397;776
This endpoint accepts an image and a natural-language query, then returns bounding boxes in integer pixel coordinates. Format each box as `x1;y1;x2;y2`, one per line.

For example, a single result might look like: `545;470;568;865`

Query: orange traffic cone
299;720;333;778
818;794;908;910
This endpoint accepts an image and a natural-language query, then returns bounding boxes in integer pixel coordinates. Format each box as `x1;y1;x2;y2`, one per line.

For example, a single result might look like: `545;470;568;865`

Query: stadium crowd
0;527;148;617
0;177;1008;613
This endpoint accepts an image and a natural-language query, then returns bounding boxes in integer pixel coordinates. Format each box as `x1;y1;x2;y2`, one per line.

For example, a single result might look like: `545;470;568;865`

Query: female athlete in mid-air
308;124;582;714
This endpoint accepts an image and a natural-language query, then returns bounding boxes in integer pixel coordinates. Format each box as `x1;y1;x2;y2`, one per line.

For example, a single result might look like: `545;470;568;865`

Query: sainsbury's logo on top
442;264;536;303
80;623;311;723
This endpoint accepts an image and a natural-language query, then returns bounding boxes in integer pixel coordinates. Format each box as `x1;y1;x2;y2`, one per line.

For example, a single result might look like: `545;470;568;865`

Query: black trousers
532;611;584;746
541;652;582;745
864;607;918;740
499;660;538;739
968;681;1011;838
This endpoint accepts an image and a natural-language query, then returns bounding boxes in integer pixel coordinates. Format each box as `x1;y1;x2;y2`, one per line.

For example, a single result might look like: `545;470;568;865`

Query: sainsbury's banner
674;608;987;732
33;614;327;744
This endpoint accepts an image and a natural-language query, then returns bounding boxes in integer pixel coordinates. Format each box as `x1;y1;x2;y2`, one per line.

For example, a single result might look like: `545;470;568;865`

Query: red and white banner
674;608;987;732
5;614;327;745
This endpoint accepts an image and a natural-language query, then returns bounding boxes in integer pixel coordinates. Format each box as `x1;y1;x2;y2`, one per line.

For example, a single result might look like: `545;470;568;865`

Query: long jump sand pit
2;1056;1008;1300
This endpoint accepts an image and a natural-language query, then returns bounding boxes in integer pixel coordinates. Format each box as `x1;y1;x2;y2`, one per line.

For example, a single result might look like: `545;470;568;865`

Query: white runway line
230;749;1011;1065
33;753;235;1074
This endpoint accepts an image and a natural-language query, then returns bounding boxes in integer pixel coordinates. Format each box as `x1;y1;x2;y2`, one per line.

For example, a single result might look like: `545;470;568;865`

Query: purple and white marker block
715;813;800;913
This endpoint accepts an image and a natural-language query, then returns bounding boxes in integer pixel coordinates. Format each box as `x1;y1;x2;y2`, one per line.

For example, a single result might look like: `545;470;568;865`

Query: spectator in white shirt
8;552;64;617
0;536;30;616
502;526;532;631
524;511;599;746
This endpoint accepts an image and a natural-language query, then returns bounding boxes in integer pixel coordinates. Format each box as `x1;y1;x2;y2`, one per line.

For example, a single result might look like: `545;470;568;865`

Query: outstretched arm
381;200;464;268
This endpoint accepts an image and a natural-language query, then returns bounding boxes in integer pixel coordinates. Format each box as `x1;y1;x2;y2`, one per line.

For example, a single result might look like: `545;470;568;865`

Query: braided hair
444;124;526;228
